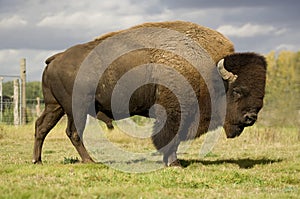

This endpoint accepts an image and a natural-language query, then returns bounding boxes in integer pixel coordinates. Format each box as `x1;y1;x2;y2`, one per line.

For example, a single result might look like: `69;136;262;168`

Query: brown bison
33;21;267;167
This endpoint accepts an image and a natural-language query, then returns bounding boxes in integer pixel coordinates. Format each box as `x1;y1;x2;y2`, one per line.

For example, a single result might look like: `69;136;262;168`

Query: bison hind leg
96;111;114;129
89;102;114;129
33;104;64;164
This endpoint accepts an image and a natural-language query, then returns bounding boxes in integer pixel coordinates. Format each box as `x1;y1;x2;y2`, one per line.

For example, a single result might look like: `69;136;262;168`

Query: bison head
217;53;267;138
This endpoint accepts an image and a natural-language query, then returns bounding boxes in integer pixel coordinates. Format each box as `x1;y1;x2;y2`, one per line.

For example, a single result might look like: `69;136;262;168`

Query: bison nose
243;113;257;126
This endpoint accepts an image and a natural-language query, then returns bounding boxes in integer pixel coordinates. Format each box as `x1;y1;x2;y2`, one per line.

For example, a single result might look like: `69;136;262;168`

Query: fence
0;58;27;125
0;98;44;124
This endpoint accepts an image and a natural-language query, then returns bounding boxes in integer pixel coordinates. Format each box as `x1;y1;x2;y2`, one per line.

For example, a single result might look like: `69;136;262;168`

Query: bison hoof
167;159;183;168
106;122;114;130
32;160;42;164
82;158;95;163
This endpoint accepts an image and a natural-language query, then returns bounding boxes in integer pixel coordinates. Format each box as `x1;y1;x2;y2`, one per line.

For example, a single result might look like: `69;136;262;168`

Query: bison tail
45;52;63;65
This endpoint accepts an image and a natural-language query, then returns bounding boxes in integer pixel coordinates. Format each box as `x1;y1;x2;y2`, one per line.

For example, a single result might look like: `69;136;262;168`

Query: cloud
0;0;299;81
0;49;61;81
217;23;287;38
36;12;149;43
275;44;298;52
0;15;28;29
34;1;177;40
159;0;300;10
35;0;159;30
37;12;105;29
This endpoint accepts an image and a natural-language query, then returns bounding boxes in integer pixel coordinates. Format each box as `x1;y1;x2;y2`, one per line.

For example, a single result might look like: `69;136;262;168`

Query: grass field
0;118;299;199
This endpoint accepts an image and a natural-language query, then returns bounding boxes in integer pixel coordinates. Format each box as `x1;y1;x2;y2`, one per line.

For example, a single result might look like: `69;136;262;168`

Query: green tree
2;81;43;99
262;51;299;127
2;81;13;97
26;81;43;99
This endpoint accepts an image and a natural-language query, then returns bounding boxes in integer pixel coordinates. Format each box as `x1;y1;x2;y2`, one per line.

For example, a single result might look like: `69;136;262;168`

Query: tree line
262;50;299;127
2;81;43;100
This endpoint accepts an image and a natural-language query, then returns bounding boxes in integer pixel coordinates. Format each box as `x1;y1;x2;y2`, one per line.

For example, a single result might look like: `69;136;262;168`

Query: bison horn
217;59;238;83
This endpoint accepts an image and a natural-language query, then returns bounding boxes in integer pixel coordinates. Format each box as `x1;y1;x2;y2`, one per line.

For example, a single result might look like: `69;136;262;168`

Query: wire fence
0;98;44;125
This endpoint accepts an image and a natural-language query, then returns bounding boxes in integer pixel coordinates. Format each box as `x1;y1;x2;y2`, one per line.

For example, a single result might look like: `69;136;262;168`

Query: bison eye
232;88;242;100
231;86;249;101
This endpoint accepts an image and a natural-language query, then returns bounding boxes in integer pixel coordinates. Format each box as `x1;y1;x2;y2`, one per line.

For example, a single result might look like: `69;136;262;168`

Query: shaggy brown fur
95;21;234;63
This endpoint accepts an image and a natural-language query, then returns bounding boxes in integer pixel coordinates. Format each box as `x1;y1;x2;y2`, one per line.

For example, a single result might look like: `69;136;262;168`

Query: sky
0;0;299;81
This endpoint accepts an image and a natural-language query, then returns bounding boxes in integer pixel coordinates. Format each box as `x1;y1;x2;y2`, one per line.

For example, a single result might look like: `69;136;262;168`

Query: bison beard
33;21;267;167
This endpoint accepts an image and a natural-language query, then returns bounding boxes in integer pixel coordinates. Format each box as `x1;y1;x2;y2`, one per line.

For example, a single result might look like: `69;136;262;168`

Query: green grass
0;120;299;199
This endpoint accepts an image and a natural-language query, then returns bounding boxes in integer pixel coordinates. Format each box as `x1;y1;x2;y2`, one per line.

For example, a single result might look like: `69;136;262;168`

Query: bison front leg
66;115;94;163
151;86;197;167
152;110;195;167
33;104;64;164
152;108;183;167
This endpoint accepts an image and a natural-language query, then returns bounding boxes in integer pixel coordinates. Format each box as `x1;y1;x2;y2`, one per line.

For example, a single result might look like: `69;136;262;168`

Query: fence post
36;97;41;117
0;77;3;123
13;79;19;126
20;58;26;125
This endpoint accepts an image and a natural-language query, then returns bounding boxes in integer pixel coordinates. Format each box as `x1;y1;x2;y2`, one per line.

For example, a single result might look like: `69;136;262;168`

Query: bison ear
217;59;238;83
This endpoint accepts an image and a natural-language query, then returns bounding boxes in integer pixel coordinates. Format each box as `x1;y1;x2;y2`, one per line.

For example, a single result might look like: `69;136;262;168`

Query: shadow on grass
180;158;283;169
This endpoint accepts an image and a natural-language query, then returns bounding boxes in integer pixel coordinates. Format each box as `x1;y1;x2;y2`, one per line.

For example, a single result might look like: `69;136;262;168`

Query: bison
33;21;267;167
